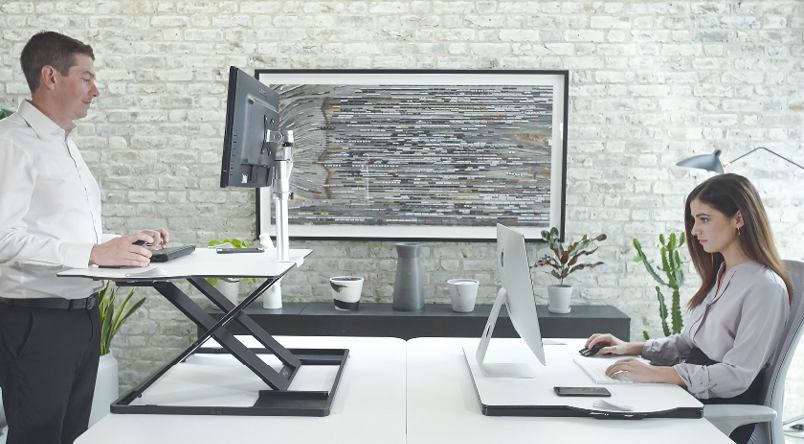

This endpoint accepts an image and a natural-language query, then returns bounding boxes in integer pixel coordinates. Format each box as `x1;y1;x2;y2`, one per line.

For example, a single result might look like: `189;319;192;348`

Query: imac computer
472;223;546;378
220;66;283;189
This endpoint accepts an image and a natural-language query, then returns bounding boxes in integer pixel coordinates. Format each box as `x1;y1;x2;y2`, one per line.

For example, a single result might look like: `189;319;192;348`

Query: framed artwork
255;70;568;241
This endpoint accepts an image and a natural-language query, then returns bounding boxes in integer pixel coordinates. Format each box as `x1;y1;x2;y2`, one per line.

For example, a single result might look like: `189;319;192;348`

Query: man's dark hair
20;31;94;93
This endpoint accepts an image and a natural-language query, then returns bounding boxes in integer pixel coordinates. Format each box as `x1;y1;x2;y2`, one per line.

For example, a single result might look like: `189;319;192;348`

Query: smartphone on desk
216;247;264;254
554;386;611;397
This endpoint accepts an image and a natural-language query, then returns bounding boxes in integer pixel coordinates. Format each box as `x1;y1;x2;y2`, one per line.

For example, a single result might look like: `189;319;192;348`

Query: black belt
0;293;100;311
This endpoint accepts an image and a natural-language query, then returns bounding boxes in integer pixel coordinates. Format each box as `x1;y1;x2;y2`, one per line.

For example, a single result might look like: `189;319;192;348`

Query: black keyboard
150;245;196;262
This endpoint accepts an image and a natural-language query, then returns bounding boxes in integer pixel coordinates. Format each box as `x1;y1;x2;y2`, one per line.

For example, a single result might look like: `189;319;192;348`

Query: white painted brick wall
1;0;803;420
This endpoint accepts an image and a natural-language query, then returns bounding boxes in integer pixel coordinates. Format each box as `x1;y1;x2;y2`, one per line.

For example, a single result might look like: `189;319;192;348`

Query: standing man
0;31;168;444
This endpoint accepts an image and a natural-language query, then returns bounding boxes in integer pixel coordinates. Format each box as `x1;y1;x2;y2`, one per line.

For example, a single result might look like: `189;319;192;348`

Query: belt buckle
86;294;99;310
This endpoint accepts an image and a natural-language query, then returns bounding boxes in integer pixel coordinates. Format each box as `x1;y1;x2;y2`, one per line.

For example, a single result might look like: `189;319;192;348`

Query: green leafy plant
99;281;146;356
0;108;14;120
206;238;259;286
633;232;686;340
532;227;607;286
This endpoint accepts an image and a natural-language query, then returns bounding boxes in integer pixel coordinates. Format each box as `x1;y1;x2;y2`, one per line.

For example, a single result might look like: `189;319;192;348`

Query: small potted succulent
532;227;607;313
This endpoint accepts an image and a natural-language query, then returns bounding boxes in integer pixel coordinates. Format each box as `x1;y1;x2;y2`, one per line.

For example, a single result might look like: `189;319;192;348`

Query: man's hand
140;229;169;249
89;233;154;267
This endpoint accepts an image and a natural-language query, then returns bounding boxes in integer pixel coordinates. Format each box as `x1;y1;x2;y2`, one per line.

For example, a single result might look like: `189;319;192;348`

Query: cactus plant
633;232;686;340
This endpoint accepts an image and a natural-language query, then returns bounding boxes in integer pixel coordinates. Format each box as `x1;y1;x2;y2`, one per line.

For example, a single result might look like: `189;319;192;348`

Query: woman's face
689;198;743;254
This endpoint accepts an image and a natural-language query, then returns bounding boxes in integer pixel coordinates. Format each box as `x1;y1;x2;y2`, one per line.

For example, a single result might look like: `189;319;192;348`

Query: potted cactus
532;227;607;313
633;232;686;340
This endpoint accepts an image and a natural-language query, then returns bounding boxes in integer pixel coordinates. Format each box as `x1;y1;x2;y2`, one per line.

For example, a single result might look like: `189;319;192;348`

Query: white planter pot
216;278;241;305
89;352;119;428
547;285;573;314
263;279;282;309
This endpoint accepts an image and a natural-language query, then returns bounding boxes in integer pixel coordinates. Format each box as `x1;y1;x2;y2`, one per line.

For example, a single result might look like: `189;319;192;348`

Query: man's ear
39;65;59;92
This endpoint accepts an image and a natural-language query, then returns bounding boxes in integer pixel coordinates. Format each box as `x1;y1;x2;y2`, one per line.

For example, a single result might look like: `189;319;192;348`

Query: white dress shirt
642;260;789;399
0;100;109;300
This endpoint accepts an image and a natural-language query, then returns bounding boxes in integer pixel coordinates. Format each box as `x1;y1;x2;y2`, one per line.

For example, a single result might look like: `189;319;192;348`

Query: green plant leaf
643;331;650;340
99;282;145;355
0;109;14;120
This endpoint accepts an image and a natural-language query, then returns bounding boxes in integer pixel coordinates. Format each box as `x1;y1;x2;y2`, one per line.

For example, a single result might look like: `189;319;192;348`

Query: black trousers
687;347;764;444
0;300;101;444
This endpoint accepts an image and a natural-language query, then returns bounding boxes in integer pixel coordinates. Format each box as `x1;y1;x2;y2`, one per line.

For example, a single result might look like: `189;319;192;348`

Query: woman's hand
585;333;643;356
604;358;685;386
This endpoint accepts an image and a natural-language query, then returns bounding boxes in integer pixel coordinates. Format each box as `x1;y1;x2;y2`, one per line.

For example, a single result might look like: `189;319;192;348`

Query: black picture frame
255;69;568;242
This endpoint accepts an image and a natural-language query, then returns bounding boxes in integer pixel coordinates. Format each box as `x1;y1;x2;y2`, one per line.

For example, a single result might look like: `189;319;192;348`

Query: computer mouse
125;267;167;278
579;343;607;357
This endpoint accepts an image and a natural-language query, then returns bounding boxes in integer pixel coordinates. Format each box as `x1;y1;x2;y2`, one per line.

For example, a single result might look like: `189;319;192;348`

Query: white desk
406;337;734;444
77;336;407;444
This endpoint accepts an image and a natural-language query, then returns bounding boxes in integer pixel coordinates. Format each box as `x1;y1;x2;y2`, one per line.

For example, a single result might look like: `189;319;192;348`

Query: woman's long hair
684;173;792;309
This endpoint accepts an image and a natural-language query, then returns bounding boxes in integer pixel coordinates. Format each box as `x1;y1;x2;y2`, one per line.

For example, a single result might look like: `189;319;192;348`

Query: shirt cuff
673;363;709;399
63;242;95;268
100;233;119;243
641;339;656;359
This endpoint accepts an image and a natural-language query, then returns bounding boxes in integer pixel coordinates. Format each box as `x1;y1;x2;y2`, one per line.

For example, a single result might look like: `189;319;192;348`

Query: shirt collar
16;100;76;141
711;260;756;304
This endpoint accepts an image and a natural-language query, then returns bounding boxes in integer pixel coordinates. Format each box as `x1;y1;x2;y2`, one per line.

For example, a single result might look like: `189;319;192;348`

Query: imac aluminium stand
474;287;537;378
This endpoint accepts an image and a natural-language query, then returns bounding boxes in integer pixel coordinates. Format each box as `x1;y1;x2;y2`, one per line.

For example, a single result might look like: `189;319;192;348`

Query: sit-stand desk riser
59;248;347;417
407;338;734;444
75;336;407;444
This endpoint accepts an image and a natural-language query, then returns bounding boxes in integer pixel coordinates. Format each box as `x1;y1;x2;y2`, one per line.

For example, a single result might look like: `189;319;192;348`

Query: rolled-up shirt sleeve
0;139;94;269
642;332;694;366
672;282;788;399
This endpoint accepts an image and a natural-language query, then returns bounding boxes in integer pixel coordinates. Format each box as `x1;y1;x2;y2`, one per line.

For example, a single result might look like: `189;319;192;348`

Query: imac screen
497;223;547;366
221;66;281;189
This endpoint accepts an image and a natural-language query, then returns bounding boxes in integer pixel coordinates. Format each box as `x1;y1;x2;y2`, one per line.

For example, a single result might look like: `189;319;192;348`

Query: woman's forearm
626;341;645;355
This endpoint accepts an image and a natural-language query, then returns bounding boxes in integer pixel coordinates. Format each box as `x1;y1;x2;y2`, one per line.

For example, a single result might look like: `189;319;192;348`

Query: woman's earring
737;227;741;237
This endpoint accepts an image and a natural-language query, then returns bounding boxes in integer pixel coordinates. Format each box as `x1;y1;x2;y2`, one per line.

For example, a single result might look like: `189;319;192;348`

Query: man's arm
0;139;95;268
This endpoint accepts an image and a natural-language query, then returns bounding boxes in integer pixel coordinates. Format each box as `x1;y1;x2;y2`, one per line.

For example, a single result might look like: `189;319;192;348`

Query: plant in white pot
532;227;607;314
206;238;259;304
90;281;145;427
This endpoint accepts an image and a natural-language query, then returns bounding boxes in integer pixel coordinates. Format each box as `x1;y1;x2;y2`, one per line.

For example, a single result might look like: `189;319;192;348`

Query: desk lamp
676;147;804;173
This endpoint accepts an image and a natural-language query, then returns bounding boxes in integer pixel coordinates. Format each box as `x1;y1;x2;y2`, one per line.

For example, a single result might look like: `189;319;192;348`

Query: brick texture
1;0;803;419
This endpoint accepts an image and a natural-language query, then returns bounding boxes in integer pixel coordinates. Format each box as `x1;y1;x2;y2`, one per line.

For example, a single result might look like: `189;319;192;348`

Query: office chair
704;259;804;444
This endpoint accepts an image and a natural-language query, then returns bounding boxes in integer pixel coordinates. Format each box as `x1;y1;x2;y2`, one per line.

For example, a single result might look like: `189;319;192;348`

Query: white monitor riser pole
262;130;296;309
475;287;537;378
272;130;293;262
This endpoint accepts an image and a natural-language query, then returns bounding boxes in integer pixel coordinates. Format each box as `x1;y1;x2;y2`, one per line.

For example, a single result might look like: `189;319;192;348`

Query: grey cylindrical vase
392;243;424;311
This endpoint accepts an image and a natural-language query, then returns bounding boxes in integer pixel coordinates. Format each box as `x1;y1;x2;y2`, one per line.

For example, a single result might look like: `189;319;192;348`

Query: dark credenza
201;303;631;341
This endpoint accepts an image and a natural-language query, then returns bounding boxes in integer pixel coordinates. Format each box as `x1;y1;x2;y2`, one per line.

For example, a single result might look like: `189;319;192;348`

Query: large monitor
474;223;546;378
220;66;282;189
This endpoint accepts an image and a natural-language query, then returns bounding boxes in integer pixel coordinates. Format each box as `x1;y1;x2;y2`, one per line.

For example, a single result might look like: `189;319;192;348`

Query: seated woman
586;173;791;444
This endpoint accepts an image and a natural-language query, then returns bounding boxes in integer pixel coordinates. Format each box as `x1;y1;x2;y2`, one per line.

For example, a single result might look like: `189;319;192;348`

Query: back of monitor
474;224;546;378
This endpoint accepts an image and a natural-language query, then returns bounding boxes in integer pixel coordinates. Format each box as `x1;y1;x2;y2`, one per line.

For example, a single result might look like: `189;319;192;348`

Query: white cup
330;276;364;311
448;278;479;312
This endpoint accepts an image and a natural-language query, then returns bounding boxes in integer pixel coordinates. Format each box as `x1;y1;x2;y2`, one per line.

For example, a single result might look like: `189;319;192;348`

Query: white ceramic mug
447;278;479;312
330;276;364;310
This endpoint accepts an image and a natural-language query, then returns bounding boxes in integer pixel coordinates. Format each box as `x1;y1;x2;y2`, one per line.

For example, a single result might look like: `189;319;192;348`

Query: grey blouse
641;260;789;399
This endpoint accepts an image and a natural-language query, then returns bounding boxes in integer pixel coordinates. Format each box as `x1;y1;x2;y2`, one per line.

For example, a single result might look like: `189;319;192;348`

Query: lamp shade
676;150;725;173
